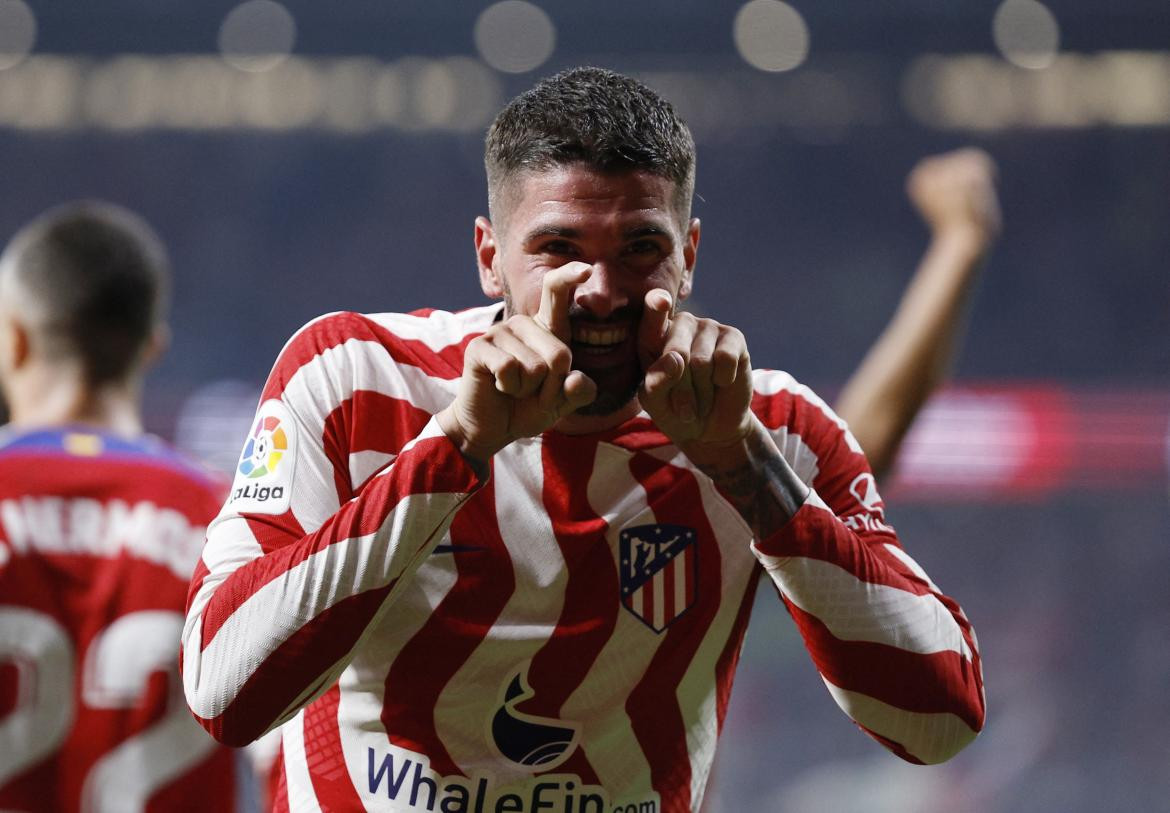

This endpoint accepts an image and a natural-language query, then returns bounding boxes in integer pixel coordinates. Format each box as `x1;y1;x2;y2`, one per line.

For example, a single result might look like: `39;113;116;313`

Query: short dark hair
1;201;169;386
485;66;696;223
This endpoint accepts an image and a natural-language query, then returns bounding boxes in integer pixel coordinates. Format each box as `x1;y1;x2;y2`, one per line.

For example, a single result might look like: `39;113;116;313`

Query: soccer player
183;68;985;813
0;202;244;811
835;148;1001;481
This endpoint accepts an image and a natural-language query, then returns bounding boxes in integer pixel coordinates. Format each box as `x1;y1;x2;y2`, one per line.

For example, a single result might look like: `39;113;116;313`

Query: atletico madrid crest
619;523;699;632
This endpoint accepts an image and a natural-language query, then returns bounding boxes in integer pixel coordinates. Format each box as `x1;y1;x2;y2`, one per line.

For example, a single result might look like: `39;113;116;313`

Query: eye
623;239;665;259
539;240;578;257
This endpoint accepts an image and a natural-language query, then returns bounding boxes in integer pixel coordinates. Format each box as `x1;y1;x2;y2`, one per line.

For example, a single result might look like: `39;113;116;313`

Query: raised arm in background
834;148;1001;481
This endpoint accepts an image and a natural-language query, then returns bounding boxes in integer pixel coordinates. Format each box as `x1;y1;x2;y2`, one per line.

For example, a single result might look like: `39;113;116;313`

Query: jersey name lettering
0;496;205;579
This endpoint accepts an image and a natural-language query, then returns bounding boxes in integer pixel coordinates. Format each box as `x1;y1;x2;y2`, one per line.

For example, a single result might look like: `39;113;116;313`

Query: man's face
477;165;700;416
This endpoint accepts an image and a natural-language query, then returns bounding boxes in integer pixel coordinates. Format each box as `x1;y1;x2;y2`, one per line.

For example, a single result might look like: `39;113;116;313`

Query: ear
678;217;700;301
0;314;31;374
475;216;504;299
140;323;171;370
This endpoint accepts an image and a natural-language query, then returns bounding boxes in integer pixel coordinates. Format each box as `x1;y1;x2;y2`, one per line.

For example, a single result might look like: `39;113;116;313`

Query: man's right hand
437;263;598;468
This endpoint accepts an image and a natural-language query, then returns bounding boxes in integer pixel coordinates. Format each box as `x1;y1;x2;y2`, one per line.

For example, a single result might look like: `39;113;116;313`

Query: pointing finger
536;262;592;342
637;288;673;369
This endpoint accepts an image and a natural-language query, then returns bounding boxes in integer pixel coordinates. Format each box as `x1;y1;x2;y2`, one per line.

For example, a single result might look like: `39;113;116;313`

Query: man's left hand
637;289;754;459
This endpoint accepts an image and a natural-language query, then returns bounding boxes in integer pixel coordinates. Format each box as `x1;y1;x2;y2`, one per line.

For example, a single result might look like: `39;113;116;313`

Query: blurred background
0;1;1167;809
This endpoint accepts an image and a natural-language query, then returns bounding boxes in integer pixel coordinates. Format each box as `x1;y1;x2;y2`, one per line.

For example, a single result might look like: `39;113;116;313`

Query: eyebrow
521;224;672;243
522;225;580;243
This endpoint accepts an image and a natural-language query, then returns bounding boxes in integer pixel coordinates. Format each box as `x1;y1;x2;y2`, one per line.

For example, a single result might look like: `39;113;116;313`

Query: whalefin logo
490;665;579;770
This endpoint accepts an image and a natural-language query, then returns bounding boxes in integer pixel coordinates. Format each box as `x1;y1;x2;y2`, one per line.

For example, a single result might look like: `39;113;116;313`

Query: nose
572;263;628;319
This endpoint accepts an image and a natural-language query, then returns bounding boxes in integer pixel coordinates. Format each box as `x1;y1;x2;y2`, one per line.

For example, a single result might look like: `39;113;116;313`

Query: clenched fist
438;263;598;466
637;289;754;457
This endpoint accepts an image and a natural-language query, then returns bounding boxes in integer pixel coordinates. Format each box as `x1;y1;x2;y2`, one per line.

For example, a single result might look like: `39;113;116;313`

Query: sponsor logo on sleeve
848;472;883;514
227;399;296;514
843;472;894;533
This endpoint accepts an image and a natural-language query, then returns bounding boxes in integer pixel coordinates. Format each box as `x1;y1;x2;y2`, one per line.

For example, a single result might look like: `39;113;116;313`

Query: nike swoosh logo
432;544;488;554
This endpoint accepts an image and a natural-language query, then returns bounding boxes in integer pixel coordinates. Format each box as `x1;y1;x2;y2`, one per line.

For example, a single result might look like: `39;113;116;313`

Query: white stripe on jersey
282;710;325;813
436;439;567;782
763;553;972;658
350;450;396;491
770;425;821;484
820;678;978;765
187;520;264;618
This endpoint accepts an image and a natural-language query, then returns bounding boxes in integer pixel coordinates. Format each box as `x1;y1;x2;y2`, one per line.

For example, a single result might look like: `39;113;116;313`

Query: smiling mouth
572;323;630;355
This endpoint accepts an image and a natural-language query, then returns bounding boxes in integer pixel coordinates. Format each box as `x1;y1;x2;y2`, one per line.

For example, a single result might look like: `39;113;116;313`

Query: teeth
573;326;628;346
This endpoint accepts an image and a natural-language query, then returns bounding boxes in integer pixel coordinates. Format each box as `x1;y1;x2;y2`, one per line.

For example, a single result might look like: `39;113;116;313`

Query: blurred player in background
836;147;1001;481
0;202;245;811
183;68;983;812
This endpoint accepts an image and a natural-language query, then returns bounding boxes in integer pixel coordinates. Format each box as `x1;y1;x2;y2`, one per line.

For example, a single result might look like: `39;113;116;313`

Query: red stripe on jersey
197;581;396;747
714;575;760;733
244;510;308;556
187;557;211;610
381;478;516;777
260;312;481;402
599;418;671;453
784;601;984;733
303;685;365;810
322;391;433;501
199;435;476;650
516;434;619;785
662;557;675;621
624;452;724;813
270;755;290;813
754;501;935;597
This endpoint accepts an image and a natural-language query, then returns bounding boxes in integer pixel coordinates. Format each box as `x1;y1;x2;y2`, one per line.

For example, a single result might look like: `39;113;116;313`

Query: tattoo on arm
692;425;810;540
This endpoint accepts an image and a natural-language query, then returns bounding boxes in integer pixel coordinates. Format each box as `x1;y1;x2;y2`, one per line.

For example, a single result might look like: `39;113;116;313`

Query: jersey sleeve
181;312;484;747
749;370;985;764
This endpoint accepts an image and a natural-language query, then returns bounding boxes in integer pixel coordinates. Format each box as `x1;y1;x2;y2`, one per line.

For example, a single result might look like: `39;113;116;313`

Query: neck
5;364;144;436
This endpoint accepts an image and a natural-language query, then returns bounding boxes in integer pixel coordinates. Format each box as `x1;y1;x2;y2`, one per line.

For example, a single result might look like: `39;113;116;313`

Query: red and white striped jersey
182;305;984;813
0;427;241;813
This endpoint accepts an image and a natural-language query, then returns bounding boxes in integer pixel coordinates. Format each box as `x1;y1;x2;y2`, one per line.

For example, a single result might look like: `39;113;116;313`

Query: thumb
556;371;597;418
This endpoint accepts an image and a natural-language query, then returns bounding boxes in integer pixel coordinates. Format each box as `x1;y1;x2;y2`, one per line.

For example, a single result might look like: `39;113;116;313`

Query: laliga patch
228;399;297;514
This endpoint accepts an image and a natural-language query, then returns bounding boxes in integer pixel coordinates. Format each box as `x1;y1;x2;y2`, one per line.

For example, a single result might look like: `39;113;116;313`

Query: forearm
835;227;989;479
683;415;810;541
181;418;481;746
753;495;985;763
